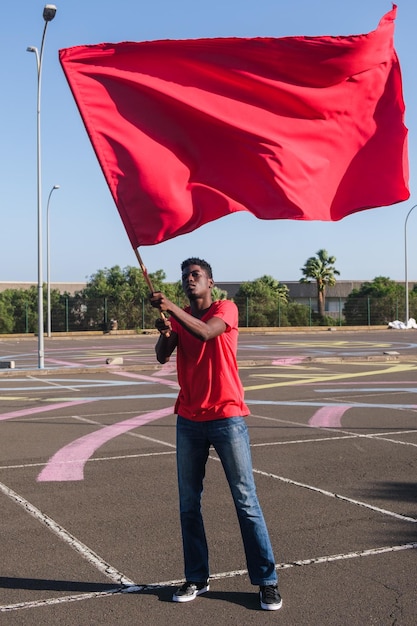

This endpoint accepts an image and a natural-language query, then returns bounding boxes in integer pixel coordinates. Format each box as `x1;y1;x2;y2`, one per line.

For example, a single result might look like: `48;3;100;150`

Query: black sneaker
259;584;282;611
172;581;210;602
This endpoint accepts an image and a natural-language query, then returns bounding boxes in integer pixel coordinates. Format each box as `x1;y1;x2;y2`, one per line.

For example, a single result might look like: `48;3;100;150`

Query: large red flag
59;5;409;248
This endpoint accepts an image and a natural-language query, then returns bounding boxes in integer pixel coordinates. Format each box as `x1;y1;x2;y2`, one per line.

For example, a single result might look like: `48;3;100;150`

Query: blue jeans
176;415;277;586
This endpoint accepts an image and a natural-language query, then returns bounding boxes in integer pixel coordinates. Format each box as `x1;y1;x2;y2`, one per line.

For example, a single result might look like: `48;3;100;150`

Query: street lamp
27;5;57;368
404;204;417;325
47;184;60;337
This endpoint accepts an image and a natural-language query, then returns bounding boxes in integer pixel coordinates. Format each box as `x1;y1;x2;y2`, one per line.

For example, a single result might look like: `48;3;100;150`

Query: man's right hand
150;291;173;313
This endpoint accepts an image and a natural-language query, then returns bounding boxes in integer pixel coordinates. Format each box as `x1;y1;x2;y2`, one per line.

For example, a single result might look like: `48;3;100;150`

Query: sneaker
259;584;282;611
172;581;210;602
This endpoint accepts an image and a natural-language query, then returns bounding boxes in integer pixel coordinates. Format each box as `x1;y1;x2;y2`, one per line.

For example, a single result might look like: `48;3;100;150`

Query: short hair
181;257;213;279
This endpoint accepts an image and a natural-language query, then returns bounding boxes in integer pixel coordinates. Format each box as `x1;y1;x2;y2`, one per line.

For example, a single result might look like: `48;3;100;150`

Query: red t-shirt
170;300;249;421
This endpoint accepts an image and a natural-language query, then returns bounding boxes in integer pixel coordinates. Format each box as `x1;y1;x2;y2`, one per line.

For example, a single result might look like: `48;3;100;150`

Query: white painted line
0;481;135;586
1;543;416;613
73;414;177;449
251;430;417;448
0;451;176;471
276;542;417;568
1;426;414;472
252;468;417;523
252;434;359;447
207;449;417;523
251;412;417;447
28;376;81;392
365;434;417;448
0;589;120;613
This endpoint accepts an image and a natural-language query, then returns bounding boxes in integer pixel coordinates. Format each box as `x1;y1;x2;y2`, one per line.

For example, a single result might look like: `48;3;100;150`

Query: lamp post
405;204;417;325
27;5;57;368
47;184;60;337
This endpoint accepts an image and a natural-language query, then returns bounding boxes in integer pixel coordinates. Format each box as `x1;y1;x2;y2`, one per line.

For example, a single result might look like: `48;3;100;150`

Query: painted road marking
308;405;352;427
244;362;417;391
83;349;150;356
44;358;86;368
0;378;150;391
247;399;417;410
1;385;414;480
37;406;175;482
242;340;396;349
72;414;178;450
1;542;416;613
35;397;417;482
251;467;417;523
206;453;417;523
0;481;135;586
1;428;416;473
28;375;81;392
316;386;417;394
113;370;179;387
0;400;96;422
1;356;416;614
0;396;38;402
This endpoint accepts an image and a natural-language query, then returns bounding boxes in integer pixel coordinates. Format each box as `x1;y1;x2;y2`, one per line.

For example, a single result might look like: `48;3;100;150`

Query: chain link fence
5;294;416;334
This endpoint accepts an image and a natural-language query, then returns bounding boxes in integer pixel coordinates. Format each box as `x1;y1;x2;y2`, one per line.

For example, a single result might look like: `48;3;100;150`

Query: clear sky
1;0;416;285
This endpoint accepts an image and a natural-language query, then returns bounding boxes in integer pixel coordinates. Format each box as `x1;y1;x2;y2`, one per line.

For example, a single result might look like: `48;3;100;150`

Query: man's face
181;264;213;300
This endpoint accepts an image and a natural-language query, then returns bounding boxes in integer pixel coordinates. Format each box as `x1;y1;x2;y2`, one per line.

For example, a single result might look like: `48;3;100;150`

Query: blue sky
1;0;416;285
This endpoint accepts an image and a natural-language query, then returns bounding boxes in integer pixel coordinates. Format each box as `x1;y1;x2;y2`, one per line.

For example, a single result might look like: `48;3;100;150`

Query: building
0;282;86;296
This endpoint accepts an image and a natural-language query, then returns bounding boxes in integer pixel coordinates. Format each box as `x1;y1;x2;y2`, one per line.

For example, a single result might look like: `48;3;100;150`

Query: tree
0;288;38;333
0;298;13;333
234;276;289;326
300;249;340;320
343;276;405;325
79;265;169;330
211;286;228;301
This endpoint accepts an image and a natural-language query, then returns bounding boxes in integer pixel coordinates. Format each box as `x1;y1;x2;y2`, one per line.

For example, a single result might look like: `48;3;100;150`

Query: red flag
59;5;408;248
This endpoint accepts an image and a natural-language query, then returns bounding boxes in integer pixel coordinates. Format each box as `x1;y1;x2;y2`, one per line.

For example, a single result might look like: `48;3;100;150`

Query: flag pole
134;247;169;328
134;247;155;293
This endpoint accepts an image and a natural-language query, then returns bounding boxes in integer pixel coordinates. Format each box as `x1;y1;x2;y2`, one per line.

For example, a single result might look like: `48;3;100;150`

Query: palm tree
300;249;340;320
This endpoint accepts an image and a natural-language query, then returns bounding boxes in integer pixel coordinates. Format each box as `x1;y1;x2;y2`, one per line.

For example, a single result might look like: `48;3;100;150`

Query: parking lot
0;330;416;624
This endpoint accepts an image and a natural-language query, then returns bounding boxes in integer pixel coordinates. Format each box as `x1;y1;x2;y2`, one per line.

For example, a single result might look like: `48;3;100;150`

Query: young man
150;257;282;611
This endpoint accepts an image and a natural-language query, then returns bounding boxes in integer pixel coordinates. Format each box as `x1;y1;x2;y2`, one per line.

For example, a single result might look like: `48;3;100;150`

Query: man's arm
150;292;226;342
152;317;177;364
155;333;178;364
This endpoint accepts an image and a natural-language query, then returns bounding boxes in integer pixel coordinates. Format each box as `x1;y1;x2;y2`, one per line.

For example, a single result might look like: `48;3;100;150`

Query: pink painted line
308;405;351;428
0;400;95;422
153;361;177;376
44;358;86;367
113;370;179;388
37;406;174;482
272;357;306;366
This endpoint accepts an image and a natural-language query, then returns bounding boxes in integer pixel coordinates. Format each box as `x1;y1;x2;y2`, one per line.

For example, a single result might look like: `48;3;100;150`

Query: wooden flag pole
134;247;169;328
134;247;155;293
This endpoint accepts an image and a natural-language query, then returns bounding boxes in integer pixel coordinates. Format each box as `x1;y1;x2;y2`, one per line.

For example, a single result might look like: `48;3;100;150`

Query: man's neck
190;296;213;318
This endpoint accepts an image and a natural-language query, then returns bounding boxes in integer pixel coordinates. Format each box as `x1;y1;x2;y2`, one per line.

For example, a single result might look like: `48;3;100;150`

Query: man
150;257;282;611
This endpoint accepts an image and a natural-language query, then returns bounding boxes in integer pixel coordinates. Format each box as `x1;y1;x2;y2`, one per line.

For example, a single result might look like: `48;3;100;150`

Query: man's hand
150;291;172;313
155;317;172;337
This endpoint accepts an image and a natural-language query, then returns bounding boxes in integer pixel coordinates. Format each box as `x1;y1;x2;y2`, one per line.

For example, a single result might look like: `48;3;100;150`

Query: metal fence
6;294;416;334
237;295;415;328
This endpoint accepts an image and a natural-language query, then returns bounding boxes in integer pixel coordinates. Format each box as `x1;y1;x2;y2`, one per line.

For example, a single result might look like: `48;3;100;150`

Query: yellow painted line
84;350;143;357
0;396;36;402
240;365;323;371
244;362;416;391
248;361;399;379
264;341;392;348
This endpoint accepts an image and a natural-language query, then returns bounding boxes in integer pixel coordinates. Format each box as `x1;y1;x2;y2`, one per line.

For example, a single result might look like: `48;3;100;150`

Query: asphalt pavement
0;330;416;624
